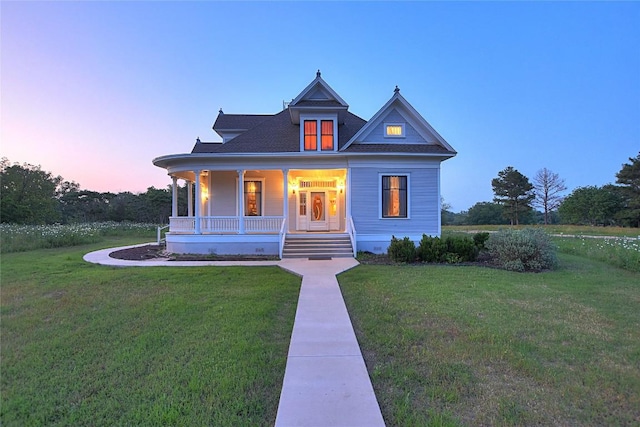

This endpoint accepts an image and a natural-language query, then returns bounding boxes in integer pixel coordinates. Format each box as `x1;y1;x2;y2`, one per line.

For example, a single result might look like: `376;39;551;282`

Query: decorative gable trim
290;70;349;107
289;71;349;125
342;89;456;154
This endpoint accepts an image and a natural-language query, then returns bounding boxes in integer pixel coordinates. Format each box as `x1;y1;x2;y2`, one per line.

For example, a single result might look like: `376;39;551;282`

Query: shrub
387;236;416;263
486;228;557;272
417;234;478;263
473;232;491;249
417;235;447;262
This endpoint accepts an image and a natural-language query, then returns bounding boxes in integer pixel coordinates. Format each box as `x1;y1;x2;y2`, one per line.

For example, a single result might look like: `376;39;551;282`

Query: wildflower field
555;235;640;272
0;222;157;253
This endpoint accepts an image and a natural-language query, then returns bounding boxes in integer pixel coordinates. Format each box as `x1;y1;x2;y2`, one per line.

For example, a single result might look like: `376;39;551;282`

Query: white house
153;71;456;257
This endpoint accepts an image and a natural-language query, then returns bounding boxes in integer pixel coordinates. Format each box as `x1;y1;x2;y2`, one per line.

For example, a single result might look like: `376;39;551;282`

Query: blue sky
2;1;638;211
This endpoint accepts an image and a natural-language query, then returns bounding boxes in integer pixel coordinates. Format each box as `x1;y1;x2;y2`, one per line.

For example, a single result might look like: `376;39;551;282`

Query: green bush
417;234;478;263
387;236;417;263
473;232;491;249
486;228;557;272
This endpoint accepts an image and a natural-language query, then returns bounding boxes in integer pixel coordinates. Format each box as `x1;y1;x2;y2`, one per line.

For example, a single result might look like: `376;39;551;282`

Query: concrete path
84;245;385;426
276;259;385;427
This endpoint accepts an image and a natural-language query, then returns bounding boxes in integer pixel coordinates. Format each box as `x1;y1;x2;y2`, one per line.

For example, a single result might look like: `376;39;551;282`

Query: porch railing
169;216;284;234
347;215;357;255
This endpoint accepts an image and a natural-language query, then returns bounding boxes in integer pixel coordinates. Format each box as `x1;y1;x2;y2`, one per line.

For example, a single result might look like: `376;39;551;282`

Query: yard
2;224;639;426
339;242;640;425
0;237;300;426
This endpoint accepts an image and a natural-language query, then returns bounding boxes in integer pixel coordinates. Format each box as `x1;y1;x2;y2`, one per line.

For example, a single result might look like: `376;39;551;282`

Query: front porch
163;167;355;256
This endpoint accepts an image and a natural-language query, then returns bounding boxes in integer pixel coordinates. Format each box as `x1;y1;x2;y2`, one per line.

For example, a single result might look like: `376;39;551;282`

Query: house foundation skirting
166;234;280;256
355;233;439;254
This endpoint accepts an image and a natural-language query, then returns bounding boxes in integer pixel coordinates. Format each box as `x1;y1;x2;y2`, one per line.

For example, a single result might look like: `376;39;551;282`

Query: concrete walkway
84;245;385;426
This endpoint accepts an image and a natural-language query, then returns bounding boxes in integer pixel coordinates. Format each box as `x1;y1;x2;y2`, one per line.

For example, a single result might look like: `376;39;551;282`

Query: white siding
210;171;238;215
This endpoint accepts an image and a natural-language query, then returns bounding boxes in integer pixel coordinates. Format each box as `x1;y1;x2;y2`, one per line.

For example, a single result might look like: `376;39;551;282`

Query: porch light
338;180;345;194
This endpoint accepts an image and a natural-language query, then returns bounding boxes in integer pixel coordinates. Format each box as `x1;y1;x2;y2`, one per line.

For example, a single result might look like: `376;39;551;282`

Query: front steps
282;234;354;259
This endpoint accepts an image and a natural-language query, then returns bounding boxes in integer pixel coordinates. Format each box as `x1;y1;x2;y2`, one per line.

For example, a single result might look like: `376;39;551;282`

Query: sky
2;1;639;212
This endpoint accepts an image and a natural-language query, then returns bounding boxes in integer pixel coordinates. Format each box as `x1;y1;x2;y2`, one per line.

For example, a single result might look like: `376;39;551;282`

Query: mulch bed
108;244;278;262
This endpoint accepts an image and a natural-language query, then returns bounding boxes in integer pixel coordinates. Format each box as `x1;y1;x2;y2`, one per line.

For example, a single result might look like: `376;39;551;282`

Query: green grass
1;238;300;426
555;235;640;272
444;224;640;238
0;222;158;253
339;257;640;426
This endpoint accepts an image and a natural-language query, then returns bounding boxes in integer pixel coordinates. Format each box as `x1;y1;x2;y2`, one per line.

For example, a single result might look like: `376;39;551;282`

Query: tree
615;152;640;227
533;168;567;225
491;166;535;225
0;158;78;224
466;202;509;225
559;185;624;226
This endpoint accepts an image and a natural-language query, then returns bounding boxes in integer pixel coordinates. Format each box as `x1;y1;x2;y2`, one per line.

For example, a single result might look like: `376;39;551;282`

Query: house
152;71;456;257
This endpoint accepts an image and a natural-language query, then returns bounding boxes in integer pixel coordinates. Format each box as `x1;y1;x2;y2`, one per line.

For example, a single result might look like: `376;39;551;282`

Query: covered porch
163;167;354;255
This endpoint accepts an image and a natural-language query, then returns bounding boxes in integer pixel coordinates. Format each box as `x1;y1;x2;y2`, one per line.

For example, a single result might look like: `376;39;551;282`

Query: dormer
289;71;349;153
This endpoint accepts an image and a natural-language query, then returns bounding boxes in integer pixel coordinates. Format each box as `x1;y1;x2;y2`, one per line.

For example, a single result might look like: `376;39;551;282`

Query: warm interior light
248;182;256;194
386;125;403;136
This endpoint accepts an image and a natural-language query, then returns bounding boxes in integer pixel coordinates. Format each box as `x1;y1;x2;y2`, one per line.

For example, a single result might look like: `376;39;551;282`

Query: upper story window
385;123;405;138
302;118;336;152
304;120;317;150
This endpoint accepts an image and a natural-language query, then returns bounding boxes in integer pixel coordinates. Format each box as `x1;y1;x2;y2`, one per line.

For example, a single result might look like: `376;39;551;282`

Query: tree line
443;152;639;227
2;154;639;227
0;158;189;225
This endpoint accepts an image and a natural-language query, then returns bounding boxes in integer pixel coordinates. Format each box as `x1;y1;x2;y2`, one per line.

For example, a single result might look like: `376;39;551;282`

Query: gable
343;90;456;154
360;108;433;144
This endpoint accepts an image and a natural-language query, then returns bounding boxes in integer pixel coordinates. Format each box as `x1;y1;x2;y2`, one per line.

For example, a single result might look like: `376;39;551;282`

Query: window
304;120;317;151
301;118;336;151
321;120;334;151
385;123;405;138
382;175;407;218
244;181;262;216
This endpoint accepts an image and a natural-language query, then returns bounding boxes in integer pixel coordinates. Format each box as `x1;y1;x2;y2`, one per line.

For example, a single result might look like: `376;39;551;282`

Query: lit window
382;175;407;218
302;119;335;151
304;120;317;151
385;123;405;137
244;181;262;216
321;120;334;151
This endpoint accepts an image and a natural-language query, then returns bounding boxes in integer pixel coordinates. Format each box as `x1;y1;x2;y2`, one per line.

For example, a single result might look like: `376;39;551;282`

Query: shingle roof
213;114;271;131
193;109;367;154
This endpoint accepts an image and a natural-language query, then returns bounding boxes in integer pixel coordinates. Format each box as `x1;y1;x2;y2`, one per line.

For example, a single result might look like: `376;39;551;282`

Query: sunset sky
2;1;638;211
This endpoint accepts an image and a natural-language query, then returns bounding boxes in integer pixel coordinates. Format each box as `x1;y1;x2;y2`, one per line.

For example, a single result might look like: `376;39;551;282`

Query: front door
309;192;328;231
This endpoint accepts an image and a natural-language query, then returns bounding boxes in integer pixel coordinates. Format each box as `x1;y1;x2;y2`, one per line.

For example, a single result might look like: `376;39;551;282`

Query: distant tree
467;202;509;225
615;152;640;227
59;190;115;223
491;166;535;225
533;168;567;225
559;185;624;226
0;158;79;224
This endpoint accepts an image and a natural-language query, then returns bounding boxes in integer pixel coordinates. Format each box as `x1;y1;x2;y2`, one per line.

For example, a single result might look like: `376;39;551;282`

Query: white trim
384;122;405;138
299;114;338;153
378;173;411;220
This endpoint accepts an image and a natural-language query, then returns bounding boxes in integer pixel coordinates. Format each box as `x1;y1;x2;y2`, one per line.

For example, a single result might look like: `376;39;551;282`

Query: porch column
282;169;289;229
187;181;193;217
171;176;178;218
237;169;245;234
194;170;201;234
346;167;352;220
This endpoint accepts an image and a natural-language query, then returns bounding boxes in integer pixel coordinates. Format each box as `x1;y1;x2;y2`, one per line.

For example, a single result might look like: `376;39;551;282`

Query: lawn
1;238;301;426
339;255;640;426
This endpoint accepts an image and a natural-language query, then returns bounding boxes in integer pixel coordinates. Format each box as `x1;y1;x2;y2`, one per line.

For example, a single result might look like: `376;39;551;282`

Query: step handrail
347;216;357;255
157;224;170;245
278;217;287;259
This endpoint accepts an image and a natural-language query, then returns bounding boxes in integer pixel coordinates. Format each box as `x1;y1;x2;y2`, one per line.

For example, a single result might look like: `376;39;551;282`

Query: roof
343;143;454;155
213;113;271;133
193;109;367;154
